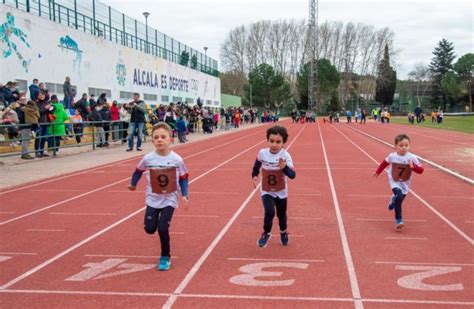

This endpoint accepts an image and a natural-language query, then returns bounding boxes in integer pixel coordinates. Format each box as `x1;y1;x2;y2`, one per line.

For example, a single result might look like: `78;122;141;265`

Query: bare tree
407;62;432;106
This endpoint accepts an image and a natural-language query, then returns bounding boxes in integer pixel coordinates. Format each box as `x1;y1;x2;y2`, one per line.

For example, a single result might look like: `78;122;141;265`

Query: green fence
2;0;219;77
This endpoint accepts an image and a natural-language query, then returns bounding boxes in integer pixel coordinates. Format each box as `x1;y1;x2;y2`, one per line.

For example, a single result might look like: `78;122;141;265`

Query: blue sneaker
388;195;395;210
396;219;404;231
257;233;271;248
280;232;289;246
157;256;171;271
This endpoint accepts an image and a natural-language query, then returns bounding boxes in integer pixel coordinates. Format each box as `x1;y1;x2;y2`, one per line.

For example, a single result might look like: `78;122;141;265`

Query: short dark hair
133;93;140;97
394;134;410;145
33;79;38;83
266;125;289;143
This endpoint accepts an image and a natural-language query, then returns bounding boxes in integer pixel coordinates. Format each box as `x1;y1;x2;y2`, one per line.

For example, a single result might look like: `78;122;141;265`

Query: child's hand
182;196;189;211
372;172;379;177
252;176;258;188
278;158;287;169
128;185;136;191
408;160;414;169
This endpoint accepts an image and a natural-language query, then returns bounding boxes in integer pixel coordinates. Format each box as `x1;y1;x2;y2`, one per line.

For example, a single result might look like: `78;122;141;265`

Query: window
172;96;182;103
88;87;112;98
15;79;28;92
185;98;194;104
214;101;220;106
144;93;158;101
206;100;212;105
120;91;135;99
161;95;169;103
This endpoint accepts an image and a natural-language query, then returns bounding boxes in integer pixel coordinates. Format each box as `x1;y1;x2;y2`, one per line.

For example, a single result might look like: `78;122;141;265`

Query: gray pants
111;123;120;141
95;127;105;145
20;128;31;155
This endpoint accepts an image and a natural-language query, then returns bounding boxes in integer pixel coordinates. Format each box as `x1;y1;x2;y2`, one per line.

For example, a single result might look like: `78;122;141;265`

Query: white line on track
0;128;272;291
49;212;116;216
227;257;323;263
0;211;15;214
174;215;219;218
385;237;427;240
26;229;66;232
31;189;83;192
252;216;322;220
346;125;474;185
0;252;37;256
0;289;473;306
318;123;363;309
332;125;474;246
84;254;178;259
162;124;306;309
349;194;391;198
375;261;474;266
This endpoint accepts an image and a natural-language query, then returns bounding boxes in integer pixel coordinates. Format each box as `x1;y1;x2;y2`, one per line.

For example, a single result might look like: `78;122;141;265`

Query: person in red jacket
373;134;424;230
110;100;120;141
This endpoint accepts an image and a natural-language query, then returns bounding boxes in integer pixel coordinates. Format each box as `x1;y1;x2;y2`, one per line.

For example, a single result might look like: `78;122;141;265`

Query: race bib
261;169;285;192
391;163;412;182
150;167;177;194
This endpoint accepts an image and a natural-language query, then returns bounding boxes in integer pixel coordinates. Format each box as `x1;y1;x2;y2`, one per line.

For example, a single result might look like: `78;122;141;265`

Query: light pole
203;46;208;71
249;83;252;109
143;12;150;53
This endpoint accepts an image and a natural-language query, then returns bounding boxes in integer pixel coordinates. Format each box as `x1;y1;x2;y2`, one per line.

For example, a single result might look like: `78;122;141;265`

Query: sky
102;0;473;78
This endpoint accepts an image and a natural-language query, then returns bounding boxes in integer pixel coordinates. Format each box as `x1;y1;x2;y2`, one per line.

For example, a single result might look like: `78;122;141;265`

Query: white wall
0;5;221;106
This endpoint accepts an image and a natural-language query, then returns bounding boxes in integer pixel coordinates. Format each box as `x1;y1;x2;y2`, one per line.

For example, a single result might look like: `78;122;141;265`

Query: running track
0;119;472;308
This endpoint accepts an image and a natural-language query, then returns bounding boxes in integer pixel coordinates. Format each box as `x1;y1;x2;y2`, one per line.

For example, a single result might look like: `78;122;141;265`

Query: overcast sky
102;0;473;78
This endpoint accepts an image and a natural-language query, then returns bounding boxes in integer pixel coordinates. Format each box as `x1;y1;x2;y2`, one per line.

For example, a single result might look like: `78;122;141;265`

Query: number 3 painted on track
396;265;464;291
229;262;308;286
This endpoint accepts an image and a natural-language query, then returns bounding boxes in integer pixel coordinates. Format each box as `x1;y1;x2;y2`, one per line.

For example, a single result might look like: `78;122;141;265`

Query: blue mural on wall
116;58;126;86
58;35;82;74
0;12;31;72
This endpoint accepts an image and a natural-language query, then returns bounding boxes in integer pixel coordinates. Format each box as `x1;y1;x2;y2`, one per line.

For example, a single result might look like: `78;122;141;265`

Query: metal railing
2;0;219;77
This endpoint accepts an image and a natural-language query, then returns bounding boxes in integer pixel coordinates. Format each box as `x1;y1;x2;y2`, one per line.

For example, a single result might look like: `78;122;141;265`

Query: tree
375;44;397;106
220;71;246;98
441;71;466;102
328;90;340;112
453;53;474;111
407;62;432;107
296;58;340;109
244;63;292;111
429;39;456;110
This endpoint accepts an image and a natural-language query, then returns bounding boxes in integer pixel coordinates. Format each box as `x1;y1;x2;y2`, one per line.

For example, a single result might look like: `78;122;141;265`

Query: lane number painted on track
396;265;464;291
229;262;309;286
65;258;155;282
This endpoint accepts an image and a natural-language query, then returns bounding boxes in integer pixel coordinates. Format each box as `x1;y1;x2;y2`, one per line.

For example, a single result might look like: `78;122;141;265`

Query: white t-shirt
257;148;294;198
385;151;421;194
137;151;188;209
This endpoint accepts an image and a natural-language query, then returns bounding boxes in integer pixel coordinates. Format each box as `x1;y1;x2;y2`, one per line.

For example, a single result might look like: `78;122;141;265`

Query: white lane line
0;289;472;306
318;122;363;309
349;194;391;198
31;189;83;192
252;216;322;220
0;252;37;256
49;212;116;216
0;211;15;214
385;237;427;240
346;125;474;185
356;218;427;222
228;257;323;263
174;215;220;218
188;191;240;195
433;196;474;200
163;124;306;309
84;254;179;259
375;261;474;266
333;125;474;246
26;229;66;232
0;131;272;290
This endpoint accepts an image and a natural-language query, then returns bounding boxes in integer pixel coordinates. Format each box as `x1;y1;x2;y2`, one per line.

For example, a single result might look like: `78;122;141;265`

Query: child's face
152;128;172;152
396;139;410;155
268;133;284;153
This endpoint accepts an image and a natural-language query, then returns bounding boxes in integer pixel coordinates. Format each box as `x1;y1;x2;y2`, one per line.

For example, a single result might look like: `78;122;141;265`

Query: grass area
390;116;474;134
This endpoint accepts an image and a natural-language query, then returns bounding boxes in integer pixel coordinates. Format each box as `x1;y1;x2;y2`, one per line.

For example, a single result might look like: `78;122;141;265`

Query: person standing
62;76;75;109
127;93;146;151
28;78;40;101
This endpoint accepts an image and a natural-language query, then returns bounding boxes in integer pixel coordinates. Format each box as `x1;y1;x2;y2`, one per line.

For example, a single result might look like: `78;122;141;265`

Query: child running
373;134;424;230
128;122;189;270
252;126;296;247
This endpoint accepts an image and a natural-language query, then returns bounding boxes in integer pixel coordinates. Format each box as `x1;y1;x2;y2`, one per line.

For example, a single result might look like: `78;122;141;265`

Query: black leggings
262;194;287;234
144;206;175;257
392;188;406;221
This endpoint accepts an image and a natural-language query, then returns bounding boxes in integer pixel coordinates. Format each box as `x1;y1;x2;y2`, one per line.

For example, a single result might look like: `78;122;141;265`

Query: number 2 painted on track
229;262;308;287
396;265;464;291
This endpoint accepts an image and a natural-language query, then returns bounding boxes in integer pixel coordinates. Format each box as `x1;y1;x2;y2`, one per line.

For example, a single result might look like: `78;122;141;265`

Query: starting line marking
228;257;324;263
252;216;322;220
356;218;427;222
0;289;473;306
26;229;66;232
49;212;116;216
174;214;219;218
0;252;37;256
375;261;474;267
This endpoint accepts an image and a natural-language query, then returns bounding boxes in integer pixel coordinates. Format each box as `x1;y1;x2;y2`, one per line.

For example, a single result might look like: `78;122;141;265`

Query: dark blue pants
262;194;287;234
34;124;49;155
144;206;175;257
392;188;406;221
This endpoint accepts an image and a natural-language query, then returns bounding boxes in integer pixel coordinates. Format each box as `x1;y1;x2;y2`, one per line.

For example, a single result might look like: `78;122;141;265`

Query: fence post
92;0;96;35
74;0;78;29
134;19;138;49
108;6;112;40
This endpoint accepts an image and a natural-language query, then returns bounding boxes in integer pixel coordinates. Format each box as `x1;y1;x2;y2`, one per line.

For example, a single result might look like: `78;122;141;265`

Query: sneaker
257;233;271;248
21;154;34;160
280;232;289;246
136;148;143;151
126;148;133;152
388;195;395;210
157;256;171;271
396;219;404;231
